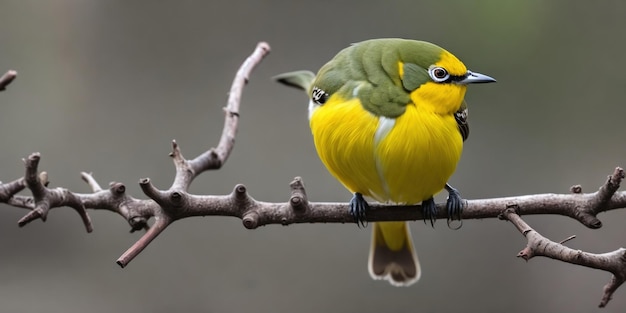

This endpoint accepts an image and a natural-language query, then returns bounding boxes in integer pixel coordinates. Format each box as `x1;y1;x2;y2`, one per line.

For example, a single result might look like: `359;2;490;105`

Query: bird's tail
273;70;316;92
368;221;420;286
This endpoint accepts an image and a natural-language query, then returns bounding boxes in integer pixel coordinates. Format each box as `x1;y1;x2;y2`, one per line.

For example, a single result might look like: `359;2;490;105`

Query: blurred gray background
1;1;626;312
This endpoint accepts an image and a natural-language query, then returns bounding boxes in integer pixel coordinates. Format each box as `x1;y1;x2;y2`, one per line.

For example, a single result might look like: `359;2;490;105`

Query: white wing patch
374;117;395;147
352;84;362;97
372;117;396;200
308;99;318;120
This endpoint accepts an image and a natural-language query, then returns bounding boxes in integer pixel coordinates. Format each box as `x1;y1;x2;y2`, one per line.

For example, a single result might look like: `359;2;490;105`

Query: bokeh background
1;1;626;312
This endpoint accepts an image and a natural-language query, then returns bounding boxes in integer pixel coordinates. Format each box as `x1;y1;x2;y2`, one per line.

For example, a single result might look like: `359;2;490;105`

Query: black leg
349;192;369;227
421;197;437;227
445;183;463;221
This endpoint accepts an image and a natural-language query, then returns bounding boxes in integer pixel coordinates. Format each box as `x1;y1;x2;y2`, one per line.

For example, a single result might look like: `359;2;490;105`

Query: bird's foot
349;192;369;228
421;197;437;227
445;183;464;229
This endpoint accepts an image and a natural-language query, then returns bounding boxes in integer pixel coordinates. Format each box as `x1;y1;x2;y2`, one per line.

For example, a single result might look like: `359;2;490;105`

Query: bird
275;38;495;287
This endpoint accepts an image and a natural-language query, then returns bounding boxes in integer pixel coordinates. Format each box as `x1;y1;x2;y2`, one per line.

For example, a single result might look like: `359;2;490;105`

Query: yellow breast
310;94;463;204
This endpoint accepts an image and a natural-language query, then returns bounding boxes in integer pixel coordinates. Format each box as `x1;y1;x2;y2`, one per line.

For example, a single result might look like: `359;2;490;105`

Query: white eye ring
428;66;450;83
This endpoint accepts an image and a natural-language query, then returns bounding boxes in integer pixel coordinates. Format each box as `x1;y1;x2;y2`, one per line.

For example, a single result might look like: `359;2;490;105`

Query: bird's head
395;40;496;115
273;39;495;118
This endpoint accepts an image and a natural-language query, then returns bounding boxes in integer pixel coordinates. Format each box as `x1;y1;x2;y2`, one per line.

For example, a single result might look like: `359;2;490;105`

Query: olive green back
311;38;444;118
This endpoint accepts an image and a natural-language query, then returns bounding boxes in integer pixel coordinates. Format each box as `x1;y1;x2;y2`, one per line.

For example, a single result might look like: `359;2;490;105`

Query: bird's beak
457;71;496;85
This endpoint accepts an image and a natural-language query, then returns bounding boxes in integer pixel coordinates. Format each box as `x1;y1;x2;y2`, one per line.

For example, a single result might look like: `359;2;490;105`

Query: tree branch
501;208;626;308
0;70;17;91
1;42;624;307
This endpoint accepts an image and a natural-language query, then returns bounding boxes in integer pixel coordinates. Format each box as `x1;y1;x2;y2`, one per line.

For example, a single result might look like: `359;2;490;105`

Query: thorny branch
1;43;626;308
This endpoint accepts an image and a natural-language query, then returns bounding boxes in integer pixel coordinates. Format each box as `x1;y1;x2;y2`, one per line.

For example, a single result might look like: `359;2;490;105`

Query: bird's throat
410;83;466;115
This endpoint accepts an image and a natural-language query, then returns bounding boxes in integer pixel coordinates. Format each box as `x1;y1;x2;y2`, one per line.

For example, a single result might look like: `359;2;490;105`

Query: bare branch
501;208;626;308
186;41;271;180
81;172;103;192
117;213;172;268
77;174;154;233
17;153;93;232
0;70;17;91
1;42;624;307
119;41;271;266
0;177;27;201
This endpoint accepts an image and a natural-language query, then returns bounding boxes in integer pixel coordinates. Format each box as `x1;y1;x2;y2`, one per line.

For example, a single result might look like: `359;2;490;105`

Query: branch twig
0;70;17;91
117;41;270;266
501;208;626;308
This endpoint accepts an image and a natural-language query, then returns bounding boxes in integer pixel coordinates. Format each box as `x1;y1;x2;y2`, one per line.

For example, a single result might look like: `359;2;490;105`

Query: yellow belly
310;96;463;204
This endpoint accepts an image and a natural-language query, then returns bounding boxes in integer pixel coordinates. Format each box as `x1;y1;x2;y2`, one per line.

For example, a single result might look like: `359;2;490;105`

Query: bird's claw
349;193;369;228
445;183;464;222
421;197;438;227
445;183;464;230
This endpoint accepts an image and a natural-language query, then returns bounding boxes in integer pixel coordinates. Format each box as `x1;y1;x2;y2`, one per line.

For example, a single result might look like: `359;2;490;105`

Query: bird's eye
428;66;450;83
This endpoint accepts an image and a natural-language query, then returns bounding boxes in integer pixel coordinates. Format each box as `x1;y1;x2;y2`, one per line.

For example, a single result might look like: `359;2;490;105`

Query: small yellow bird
276;38;495;286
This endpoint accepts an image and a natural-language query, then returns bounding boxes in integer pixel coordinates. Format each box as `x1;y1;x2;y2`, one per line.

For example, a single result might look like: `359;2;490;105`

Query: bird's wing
455;101;469;141
351;80;411;118
305;44;411;118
